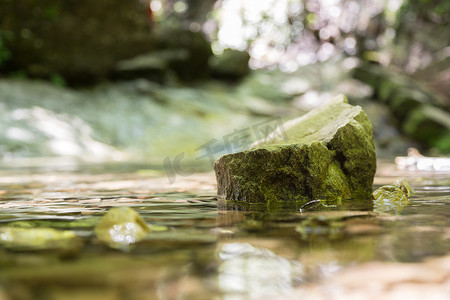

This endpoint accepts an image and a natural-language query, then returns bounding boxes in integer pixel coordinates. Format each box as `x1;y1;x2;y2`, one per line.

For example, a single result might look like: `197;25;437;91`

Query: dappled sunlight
26;106;116;158
5;127;34;142
218;242;304;299
212;0;389;70
3;105;119;161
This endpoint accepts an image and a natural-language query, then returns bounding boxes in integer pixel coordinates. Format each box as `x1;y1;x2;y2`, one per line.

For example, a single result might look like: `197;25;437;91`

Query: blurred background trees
0;0;449;160
1;0;449;84
0;1;446;78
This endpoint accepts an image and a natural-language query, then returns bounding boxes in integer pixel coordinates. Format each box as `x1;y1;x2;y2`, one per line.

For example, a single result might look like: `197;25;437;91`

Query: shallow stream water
0;159;449;300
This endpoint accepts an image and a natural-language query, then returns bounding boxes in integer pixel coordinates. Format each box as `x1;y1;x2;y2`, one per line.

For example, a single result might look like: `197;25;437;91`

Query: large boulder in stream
214;95;376;208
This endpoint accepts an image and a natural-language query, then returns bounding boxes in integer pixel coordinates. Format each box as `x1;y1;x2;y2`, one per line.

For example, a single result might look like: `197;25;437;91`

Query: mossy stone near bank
214;95;376;209
353;63;450;152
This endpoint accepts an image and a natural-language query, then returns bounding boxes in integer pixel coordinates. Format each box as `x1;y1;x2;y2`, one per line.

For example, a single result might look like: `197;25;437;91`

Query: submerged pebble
372;179;413;214
0;227;83;254
394;178;414;197
94;206;165;251
295;216;344;240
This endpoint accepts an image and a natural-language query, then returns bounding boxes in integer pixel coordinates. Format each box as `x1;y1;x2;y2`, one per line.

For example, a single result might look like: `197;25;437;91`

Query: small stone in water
394;178;415;197
0;227;83;253
372;179;412;214
94;207;151;251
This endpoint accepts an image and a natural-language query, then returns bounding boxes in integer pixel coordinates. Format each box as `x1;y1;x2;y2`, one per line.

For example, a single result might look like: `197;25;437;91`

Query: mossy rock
402;105;450;152
95;207;151;251
214;95;376;209
0;227;83;254
372;179;413;214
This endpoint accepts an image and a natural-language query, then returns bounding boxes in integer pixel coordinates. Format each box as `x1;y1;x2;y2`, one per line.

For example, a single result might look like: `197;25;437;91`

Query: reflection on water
218;243;303;299
0;159;449;299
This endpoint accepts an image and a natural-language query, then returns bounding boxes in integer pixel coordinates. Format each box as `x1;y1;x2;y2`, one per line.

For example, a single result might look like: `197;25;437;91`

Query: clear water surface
0;159;449;300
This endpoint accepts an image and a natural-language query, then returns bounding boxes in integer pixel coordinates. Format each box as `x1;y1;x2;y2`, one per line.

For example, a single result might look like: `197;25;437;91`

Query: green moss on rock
95;207;151;251
372;181;410;214
0;227;83;254
214;95;376;208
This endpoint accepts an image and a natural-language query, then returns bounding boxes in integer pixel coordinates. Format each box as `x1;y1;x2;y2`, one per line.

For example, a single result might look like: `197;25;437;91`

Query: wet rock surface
0;227;83;254
94;207;151;251
372;179;414;214
214;95;376;207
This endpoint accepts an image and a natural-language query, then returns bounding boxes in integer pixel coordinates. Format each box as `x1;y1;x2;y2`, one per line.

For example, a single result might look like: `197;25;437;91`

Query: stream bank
1;58;427;169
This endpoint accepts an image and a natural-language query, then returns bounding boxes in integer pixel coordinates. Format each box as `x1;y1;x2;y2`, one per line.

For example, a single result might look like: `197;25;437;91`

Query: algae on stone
95;207;159;251
295;216;345;240
0;227;83;253
394;178;415;197
372;179;413;214
214;95;376;208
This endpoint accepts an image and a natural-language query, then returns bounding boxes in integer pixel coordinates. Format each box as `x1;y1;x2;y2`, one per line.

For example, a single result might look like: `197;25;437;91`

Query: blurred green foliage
0;30;13;67
397;0;450;29
405;0;450;16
